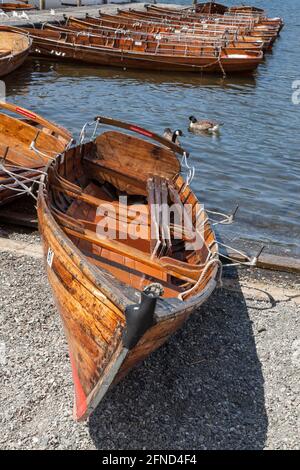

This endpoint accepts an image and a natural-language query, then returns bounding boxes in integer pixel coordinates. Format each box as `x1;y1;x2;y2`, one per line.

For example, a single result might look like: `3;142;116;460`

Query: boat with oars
4;25;264;74
48;17;265;51
43;21;264;52
140;4;284;31
37;116;222;420
70;11;278;50
117;9;281;42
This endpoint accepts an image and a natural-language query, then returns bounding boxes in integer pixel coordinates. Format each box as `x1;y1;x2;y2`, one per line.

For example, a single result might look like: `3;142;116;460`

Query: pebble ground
0;226;299;450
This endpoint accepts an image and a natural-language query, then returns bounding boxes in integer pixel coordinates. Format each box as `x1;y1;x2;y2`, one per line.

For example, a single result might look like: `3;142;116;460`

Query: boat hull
0;32;31;77
38;192;218;420
31;39;263;74
37;127;220;420
0;3;36;12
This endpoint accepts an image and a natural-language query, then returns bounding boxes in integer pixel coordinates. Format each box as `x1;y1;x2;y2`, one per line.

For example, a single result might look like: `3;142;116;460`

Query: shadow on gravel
89;271;267;450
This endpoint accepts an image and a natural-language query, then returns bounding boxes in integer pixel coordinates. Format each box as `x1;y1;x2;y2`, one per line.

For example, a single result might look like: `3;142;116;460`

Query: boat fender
122;285;163;350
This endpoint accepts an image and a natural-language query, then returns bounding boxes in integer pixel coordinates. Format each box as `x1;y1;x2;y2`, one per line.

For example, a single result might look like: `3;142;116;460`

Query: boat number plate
47;247;54;268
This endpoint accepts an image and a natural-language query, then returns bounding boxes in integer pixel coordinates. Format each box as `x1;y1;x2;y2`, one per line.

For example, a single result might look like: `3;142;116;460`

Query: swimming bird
163;128;183;146
188;116;223;133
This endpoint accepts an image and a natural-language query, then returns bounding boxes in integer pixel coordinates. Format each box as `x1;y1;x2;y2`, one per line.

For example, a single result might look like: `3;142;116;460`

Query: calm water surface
3;0;300;255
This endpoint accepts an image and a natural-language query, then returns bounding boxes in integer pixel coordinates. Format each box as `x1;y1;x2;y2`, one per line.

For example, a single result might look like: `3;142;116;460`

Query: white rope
29;140;58;160
178;257;222;300
79;120;100;144
181;151;195;188
0;164;38;200
217;240;258;267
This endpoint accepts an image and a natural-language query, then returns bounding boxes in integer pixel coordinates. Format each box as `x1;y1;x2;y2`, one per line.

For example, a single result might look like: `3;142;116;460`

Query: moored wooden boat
146;3;283;32
44;22;264;52
7;26;263;74
0;31;31;77
0;101;72;206
0;2;36;11
38;116;221;420
117;8;281;38
89;13;273;49
227;5;265;14
59;17;265;51
147;3;228;15
149;3;230;16
148;3;262;17
101;10;278;46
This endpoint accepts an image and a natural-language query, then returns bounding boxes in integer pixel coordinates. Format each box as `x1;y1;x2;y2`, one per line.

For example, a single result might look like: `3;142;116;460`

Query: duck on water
163;128;183;145
189;115;223;133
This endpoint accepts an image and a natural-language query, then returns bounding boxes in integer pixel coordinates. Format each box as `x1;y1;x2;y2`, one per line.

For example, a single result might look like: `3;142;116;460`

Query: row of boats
0;101;223;420
0;2;283;76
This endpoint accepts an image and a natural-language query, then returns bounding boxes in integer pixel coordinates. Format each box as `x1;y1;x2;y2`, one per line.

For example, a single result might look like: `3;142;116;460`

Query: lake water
3;0;300;256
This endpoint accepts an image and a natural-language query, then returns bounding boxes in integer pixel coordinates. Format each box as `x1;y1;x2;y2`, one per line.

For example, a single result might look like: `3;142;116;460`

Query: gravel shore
0;228;299;450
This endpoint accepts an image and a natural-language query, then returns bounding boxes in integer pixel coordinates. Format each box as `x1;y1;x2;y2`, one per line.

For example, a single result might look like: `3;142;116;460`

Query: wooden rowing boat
37;116;221;420
149;4;229;17
0;31;31;77
118;8;281;39
147;3;230;16
59;17;264;51
97;11;276;47
84;13;264;39
148;3;261;17
44;22;264;52
228;5;265;14
187;3;228;15
146;4;283;32
8;26;263;74
0;101;72;206
135;8;278;30
0;2;36;12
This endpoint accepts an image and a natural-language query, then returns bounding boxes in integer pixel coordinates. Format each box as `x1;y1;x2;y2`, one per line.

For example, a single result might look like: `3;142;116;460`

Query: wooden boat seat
51;171;197;255
50;164;210;290
88;158;144;182
49;176;204;285
51;195;191;294
50;171;150;225
62;224;202;285
83;157;148;196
